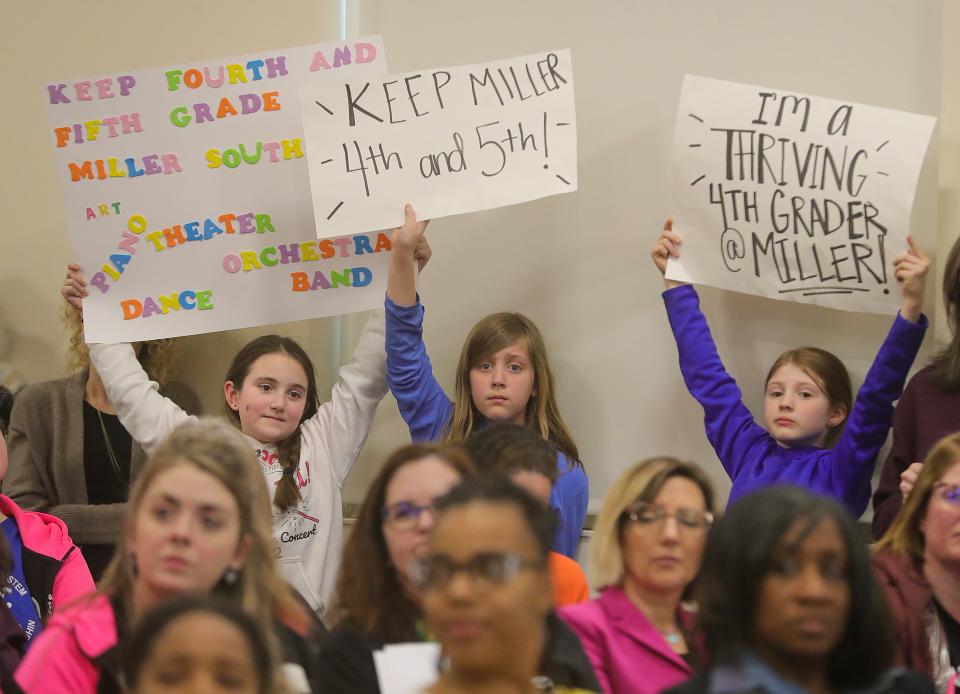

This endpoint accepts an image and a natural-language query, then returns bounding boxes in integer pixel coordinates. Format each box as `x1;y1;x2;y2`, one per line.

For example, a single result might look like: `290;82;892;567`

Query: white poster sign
374;642;441;694
299;49;577;238
45;37;390;343
668;75;936;313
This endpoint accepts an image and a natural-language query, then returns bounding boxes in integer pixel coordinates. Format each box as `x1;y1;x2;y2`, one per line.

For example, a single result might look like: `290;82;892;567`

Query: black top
319;612;600;694
81;402;132;580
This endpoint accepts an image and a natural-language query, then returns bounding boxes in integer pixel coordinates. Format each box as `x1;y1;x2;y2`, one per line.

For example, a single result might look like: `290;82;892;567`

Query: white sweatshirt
88;312;388;616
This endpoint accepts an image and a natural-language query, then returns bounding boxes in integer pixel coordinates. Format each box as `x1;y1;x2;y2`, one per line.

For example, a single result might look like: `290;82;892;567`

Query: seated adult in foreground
668;485;932;694
321;443;475;694
559;457;714;694
322;442;597;693
874;431;960;692
16;419;321;694
124;595;279;694
420;478;597;694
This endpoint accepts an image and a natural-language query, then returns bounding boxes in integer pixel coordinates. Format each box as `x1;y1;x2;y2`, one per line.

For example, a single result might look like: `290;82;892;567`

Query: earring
222;567;240;586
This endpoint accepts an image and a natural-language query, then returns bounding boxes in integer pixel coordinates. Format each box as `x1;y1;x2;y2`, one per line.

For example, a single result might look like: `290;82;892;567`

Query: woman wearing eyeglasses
558;457;715;694
874;432;960;692
321;443;475;694
419;477;597;694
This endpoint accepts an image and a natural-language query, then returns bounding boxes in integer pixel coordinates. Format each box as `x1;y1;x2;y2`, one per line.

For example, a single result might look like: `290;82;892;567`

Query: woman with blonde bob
874;432;960;692
559;457;715;694
16;418;319;694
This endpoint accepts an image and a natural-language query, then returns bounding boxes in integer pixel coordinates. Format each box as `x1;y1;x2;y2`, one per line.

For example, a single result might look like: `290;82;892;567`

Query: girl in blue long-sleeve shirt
385;206;588;557
652;220;928;516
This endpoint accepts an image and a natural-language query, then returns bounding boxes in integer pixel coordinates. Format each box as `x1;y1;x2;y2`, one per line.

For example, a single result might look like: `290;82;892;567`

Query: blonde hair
876;432;960;561
446;312;580;463
99;418;307;642
589;457;715;589
63;305;176;386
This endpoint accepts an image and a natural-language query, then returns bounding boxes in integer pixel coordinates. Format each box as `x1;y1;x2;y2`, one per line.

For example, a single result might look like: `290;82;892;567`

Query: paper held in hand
667;74;936;314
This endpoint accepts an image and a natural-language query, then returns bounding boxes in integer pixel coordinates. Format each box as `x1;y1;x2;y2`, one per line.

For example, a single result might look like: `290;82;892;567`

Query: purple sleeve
828;313;927;517
663;285;769;481
385;295;454;442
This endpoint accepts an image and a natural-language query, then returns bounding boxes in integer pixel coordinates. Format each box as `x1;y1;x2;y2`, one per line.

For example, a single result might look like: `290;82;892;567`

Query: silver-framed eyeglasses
381;501;436;530
412;552;546;591
623;502;713;530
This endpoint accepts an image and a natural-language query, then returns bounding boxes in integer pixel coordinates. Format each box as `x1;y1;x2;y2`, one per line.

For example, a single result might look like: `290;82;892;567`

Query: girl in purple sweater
651;220;929;516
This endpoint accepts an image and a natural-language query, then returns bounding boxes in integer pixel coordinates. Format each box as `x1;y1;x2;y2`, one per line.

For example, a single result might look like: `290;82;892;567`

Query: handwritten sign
299;49;577;238
668;75;936;313
44;38;390;343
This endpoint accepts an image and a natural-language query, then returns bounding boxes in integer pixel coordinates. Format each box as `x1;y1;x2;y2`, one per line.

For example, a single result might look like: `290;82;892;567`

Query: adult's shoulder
558;595;606;629
14;373;84;409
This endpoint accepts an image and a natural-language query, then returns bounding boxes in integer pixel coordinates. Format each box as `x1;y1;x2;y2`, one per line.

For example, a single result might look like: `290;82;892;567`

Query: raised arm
385;206;454;442
308;206;434;482
306;310;389;485
652;221;768;479
829;237;929;515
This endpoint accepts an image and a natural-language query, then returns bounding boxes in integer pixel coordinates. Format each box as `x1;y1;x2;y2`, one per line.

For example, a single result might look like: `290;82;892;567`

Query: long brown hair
765;347;852;447
99;418;308;644
223;335;319;512
447;313;580;464
876;432;960;561
929;236;960;391
330;443;474;641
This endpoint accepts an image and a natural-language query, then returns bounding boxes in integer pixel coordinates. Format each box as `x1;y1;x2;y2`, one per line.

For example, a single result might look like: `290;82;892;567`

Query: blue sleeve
663;285;769;481
385;295;454;442
826;312;927;516
550;452;589;558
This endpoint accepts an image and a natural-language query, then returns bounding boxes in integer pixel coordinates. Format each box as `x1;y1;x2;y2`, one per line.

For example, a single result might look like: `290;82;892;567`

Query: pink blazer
558;586;695;694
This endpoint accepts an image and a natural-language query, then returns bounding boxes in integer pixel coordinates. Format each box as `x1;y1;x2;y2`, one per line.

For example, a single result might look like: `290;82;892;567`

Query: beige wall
0;0;342;396
939;0;960;342
1;1;954;513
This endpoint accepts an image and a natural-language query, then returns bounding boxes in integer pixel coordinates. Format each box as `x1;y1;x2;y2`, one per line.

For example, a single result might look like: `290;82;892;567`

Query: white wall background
1;1;952;518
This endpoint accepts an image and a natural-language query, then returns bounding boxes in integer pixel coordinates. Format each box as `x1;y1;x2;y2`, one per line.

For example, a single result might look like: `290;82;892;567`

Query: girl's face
921;460;960;565
763;363;845;448
133;611;261;694
620;476;710;596
382;457;463;597
753;517;850;669
129;463;249;602
468;339;535;426
422;502;551;680
224;352;309;444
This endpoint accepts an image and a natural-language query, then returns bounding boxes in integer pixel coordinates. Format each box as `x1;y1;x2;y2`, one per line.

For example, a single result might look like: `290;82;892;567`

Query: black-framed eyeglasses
412;552;546;591
932;482;960;506
381;501;436;530
622;502;713;530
